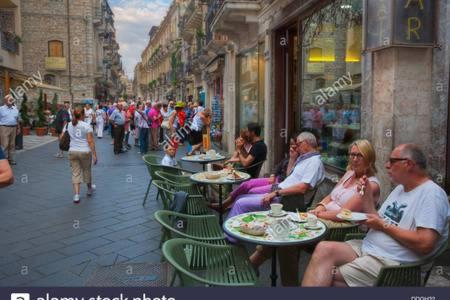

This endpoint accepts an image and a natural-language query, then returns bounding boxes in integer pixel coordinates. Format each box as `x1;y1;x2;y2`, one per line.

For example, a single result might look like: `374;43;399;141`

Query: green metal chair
162;238;258;287
142;154;194;206
142;154;164;206
152;180;210;215
344;233;449;286
154;210;225;243
155;171;192;184
155;170;203;196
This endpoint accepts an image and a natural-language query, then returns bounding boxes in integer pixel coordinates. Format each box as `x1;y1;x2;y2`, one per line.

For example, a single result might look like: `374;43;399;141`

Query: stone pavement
0;133;448;287
0;134;176;286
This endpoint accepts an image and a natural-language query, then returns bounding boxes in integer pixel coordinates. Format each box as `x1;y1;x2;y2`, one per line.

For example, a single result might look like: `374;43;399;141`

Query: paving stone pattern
0;135;192;287
1;135;448;287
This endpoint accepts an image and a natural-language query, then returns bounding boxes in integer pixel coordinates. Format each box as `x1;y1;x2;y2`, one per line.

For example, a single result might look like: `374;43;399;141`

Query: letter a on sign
404;0;425;10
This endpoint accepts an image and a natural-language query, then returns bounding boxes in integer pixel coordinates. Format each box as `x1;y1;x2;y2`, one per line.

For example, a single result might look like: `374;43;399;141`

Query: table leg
218;184;223;225
270;247;278;287
202;164;206;171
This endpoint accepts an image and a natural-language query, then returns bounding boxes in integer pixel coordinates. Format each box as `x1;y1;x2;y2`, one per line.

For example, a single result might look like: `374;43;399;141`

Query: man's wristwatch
275;190;281;197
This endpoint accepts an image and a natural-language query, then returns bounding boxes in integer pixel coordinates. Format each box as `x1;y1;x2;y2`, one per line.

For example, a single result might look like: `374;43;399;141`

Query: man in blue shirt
109;102;125;155
0;96;20;165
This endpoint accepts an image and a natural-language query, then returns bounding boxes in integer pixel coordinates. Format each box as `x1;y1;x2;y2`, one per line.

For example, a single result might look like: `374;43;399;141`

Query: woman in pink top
309;139;380;224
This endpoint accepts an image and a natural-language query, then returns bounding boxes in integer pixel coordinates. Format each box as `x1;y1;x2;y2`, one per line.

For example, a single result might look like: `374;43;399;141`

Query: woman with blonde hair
308;139;380;222
250;139;381;286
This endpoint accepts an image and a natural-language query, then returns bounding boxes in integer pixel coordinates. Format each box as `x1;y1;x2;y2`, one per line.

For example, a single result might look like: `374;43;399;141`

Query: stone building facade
20;0;123;105
0;0;24;103
136;0;450;196
139;1;182;102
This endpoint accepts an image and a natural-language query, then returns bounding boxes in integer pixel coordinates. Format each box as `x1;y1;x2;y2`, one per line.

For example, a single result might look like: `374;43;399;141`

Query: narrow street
0;136;165;286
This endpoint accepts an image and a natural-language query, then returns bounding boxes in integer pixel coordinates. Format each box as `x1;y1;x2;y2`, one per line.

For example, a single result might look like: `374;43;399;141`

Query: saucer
268;211;288;218
304;224;322;230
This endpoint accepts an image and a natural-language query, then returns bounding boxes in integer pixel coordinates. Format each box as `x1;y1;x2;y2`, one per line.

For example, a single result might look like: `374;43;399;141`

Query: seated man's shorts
339;239;400;287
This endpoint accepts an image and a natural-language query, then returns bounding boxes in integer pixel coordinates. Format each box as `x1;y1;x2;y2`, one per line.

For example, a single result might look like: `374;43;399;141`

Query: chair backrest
237;160;266;178
143;154;163;165
143;154;163;178
152;180;175;209
155;171;191;185
159;165;185;175
162;238;199;286
280;182;321;212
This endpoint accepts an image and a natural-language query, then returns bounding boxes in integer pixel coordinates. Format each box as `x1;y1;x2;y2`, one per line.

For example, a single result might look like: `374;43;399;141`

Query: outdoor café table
190;170;251;225
181;153;227;171
223;211;328;287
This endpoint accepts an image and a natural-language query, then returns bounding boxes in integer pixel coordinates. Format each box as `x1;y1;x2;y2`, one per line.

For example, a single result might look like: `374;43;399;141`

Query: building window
48;40;64;57
44;74;56;85
237;42;265;132
299;0;363;170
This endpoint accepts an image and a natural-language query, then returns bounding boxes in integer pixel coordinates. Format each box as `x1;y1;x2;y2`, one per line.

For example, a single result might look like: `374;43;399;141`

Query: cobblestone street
0;135;172;286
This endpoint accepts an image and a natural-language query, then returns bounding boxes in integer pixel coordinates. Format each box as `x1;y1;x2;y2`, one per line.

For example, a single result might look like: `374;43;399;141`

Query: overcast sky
109;0;171;80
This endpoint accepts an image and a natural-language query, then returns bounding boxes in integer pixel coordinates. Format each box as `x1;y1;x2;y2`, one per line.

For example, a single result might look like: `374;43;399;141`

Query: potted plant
20;94;31;135
35;90;47;136
49;93;59;136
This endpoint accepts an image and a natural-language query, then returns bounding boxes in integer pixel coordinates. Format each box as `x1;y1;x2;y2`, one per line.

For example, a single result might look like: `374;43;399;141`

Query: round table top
181;154;226;164
223;211;328;247
190;170;251;185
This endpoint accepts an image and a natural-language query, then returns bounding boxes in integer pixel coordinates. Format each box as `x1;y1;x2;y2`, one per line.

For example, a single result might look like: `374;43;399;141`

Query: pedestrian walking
0;96;20;165
160;102;170;143
135;104;149;154
63;107;97;204
84;103;94;130
109;102;126;155
124;103;132;150
107;103;116;144
95;104;106;138
54;101;71;158
148;102;162;151
0;147;13;188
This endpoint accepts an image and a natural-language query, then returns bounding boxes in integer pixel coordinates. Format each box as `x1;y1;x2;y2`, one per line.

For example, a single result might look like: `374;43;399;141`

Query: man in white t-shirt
302;144;450;287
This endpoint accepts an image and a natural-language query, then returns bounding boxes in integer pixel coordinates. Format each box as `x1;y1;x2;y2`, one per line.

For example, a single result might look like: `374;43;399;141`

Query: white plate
336;212;368;222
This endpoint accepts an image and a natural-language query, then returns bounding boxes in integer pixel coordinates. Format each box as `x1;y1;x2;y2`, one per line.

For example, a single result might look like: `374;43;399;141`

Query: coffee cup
306;214;318;227
270;203;283;216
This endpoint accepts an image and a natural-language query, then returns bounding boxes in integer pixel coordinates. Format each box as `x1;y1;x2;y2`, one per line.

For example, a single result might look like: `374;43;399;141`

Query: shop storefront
267;0;449;196
273;0;363;172
237;43;265;135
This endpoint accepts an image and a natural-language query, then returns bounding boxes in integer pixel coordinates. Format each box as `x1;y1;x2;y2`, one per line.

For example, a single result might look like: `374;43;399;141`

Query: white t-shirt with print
278;155;325;190
362;180;449;263
65;121;93;153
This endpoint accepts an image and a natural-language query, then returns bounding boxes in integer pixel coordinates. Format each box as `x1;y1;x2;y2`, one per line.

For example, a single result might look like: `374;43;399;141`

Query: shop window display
300;0;363;170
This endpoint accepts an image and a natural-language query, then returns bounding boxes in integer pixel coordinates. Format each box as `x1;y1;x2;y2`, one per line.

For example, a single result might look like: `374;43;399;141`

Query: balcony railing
205;0;224;45
1;31;19;54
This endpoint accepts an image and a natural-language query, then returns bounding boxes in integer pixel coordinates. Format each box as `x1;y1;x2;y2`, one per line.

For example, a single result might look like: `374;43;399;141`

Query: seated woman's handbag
59;124;70;151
